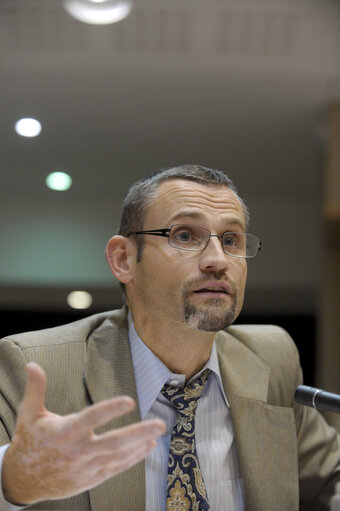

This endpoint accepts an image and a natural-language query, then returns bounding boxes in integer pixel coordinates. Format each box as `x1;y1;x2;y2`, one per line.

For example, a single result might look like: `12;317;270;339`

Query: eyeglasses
127;224;262;258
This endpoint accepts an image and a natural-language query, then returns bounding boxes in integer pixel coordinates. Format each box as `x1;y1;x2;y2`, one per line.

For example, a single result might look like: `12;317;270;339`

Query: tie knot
161;369;211;419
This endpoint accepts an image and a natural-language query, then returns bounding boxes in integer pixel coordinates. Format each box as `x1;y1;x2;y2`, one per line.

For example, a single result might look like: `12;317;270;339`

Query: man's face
127;179;248;332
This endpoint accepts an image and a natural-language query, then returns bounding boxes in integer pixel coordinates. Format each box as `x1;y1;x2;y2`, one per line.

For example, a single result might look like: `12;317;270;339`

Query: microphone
295;385;340;414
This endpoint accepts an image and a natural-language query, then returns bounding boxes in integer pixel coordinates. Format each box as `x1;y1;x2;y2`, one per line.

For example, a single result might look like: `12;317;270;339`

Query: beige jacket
0;307;339;511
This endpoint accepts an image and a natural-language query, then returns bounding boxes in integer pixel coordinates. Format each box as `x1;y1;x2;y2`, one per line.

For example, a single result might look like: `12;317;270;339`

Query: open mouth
193;287;229;296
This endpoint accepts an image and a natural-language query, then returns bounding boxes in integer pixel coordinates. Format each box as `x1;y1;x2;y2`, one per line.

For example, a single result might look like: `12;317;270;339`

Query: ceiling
0;0;339;314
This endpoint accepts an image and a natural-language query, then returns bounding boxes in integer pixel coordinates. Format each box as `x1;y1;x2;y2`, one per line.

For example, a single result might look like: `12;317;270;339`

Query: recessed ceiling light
63;0;133;25
15;118;42;137
46;172;72;191
67;291;93;309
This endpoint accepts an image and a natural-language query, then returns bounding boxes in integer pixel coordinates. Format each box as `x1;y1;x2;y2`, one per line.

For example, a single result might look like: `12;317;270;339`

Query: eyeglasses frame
127;225;262;259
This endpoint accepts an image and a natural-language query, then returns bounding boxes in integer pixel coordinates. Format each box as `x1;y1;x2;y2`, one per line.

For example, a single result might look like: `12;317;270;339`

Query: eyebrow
168;211;246;231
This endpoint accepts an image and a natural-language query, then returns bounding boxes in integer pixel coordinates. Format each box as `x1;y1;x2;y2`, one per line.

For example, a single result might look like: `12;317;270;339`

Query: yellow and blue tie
161;369;211;511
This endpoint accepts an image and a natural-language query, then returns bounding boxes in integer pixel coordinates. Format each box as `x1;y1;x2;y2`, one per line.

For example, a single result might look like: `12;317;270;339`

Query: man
0;164;339;511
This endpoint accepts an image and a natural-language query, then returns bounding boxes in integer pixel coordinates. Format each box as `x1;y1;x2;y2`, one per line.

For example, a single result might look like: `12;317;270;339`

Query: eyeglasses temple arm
127;229;171;238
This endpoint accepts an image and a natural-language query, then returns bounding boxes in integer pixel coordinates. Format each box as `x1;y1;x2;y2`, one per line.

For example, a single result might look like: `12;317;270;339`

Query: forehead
145;179;245;227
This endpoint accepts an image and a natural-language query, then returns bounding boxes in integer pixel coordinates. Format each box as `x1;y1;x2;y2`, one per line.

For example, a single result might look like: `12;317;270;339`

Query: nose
199;236;229;274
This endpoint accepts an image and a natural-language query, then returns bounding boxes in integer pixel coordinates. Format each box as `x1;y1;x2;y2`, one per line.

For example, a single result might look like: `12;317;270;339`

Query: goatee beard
182;278;238;331
184;299;237;331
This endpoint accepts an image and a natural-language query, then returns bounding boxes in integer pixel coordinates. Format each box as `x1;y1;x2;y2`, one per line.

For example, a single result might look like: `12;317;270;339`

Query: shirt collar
128;312;229;419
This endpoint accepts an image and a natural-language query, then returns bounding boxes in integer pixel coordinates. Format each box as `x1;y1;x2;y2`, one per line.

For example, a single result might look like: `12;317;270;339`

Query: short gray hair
119;164;249;236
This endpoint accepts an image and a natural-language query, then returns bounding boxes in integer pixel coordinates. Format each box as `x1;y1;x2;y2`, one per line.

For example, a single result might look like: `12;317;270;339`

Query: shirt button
169;379;179;387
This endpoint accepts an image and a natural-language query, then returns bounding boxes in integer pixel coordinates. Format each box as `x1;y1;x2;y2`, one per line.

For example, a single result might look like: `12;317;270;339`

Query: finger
70;396;136;434
93;440;157;483
17;363;47;421
93;419;166;452
88;438;157;470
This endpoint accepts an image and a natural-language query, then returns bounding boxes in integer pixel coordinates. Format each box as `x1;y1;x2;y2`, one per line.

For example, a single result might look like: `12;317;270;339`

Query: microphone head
295;385;319;408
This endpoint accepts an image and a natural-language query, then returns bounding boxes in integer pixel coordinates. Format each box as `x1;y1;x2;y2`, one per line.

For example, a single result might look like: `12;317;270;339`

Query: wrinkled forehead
144;179;246;228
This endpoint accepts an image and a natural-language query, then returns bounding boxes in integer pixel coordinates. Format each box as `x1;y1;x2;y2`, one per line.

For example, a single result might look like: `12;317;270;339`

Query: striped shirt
128;315;245;511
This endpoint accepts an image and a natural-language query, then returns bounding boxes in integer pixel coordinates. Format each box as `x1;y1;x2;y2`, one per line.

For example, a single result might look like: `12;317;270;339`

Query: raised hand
2;362;165;505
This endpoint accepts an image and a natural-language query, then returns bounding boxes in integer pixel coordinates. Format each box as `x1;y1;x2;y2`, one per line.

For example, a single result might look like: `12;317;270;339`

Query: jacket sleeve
0;338;30;446
293;365;340;510
0;336;92;511
0;339;33;511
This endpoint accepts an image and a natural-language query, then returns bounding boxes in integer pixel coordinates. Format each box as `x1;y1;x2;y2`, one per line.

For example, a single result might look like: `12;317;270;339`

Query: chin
184;307;236;332
183;295;239;331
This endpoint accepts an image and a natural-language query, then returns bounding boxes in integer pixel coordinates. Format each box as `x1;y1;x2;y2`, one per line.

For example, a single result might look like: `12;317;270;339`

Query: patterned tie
161;369;211;511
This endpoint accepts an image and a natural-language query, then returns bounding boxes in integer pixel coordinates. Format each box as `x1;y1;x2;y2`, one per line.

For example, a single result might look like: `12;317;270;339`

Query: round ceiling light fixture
63;0;133;25
15;118;42;137
46;172;72;191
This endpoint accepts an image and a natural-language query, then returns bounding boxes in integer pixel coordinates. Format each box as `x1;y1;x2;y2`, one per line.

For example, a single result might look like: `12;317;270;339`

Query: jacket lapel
216;329;299;511
84;308;145;511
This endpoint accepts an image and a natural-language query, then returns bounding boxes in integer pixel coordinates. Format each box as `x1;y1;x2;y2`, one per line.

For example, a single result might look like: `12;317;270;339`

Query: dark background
0;310;316;386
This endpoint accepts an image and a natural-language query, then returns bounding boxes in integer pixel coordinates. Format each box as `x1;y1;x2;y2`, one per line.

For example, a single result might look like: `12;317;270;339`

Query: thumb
17;362;47;421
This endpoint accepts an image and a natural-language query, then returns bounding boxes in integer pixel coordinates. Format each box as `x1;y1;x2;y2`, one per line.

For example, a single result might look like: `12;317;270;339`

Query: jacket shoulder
226;323;299;363
0;309;125;349
0;308;128;435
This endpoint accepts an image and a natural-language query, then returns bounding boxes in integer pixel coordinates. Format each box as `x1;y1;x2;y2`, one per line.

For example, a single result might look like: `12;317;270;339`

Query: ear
105;235;135;284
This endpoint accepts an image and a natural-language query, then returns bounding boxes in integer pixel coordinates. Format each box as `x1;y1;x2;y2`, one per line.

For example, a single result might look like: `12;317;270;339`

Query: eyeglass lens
168;225;259;258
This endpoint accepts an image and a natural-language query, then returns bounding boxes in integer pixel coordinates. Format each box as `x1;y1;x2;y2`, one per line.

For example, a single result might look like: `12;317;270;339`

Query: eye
170;225;205;248
222;232;246;254
178;231;190;241
173;227;196;243
222;234;237;247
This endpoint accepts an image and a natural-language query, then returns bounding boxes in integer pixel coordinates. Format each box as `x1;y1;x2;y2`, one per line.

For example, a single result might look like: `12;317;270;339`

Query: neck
129;307;215;380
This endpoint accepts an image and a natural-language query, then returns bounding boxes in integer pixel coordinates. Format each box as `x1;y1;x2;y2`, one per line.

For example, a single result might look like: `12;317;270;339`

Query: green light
46;172;72;191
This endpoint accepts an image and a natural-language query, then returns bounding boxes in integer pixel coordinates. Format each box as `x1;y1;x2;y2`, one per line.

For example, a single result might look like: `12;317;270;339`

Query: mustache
182;276;238;297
